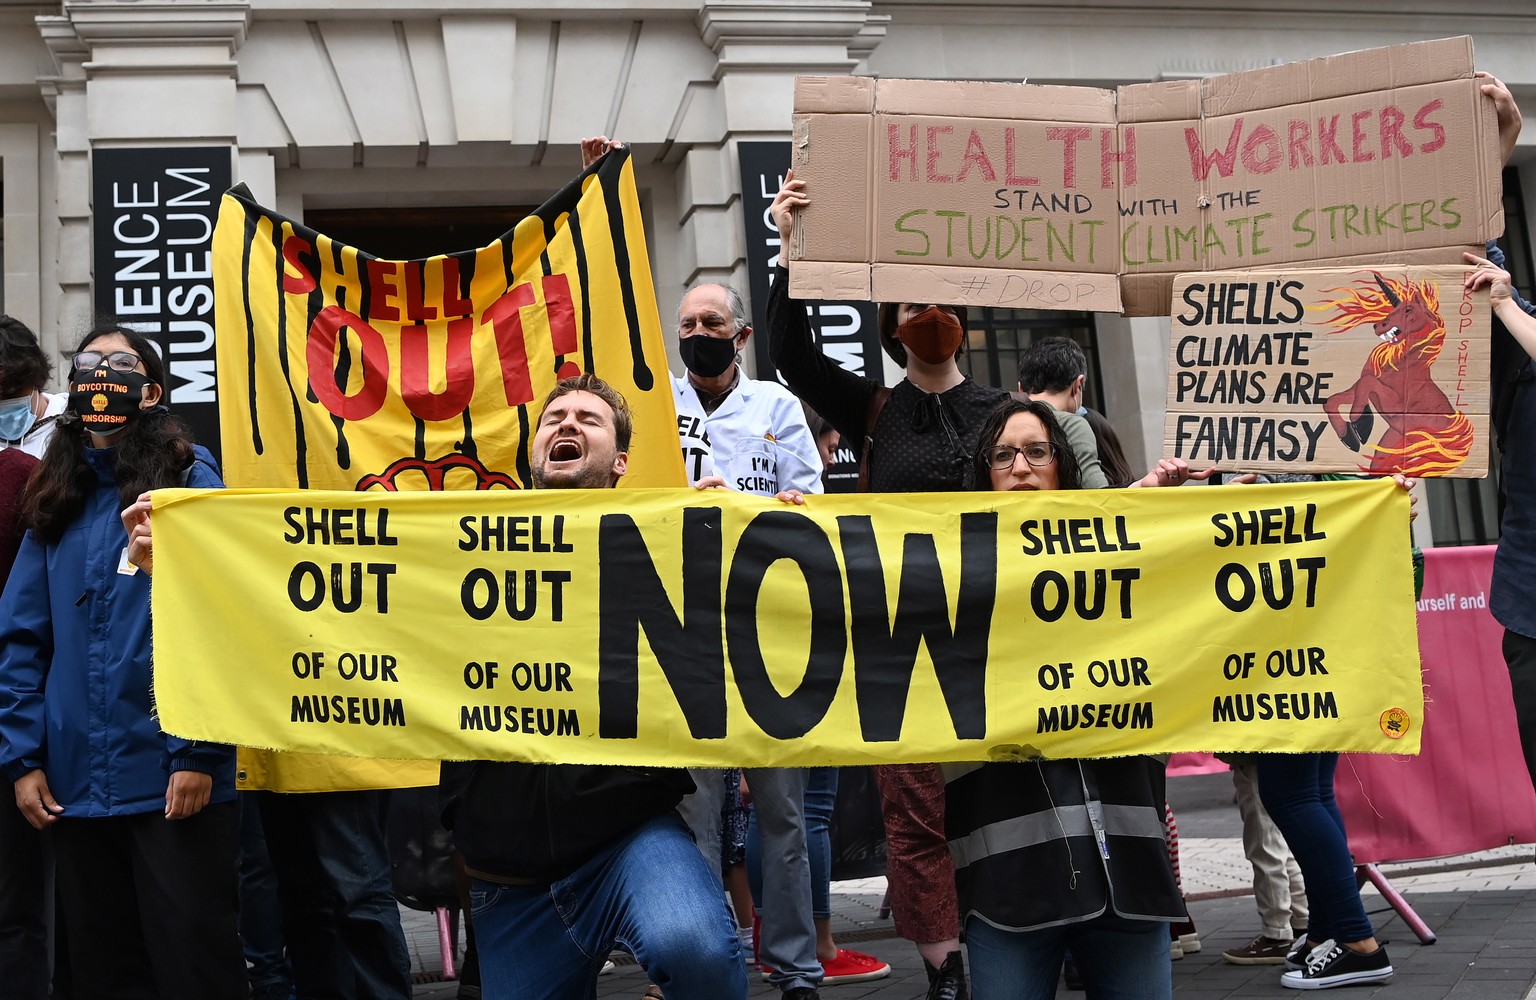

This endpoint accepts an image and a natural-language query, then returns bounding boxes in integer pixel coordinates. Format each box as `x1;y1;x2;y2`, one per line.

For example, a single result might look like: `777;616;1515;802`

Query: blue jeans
470;814;746;1000
967;913;1171;1000
749;766;837;918
256;790;411;1000
1257;753;1373;944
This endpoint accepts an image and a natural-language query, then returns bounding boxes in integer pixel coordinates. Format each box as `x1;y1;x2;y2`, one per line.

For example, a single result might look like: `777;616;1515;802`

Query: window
958;308;1103;408
302;206;535;260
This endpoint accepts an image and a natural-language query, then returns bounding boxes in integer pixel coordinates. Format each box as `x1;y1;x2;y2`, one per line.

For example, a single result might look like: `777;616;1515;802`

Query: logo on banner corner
1379;707;1411;740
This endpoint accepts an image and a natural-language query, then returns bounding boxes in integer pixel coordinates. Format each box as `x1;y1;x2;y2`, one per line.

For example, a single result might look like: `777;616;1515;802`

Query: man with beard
439;373;747;1000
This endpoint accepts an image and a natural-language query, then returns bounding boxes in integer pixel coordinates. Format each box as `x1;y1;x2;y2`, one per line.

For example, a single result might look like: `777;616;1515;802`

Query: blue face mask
0;396;34;442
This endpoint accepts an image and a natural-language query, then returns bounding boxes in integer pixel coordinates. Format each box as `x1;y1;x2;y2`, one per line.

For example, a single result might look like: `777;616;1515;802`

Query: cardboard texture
789;37;1502;317
1162;265;1490;478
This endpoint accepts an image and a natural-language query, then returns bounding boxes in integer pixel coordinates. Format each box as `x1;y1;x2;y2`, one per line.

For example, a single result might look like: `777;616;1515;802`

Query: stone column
686;0;878;372
39;0;250;335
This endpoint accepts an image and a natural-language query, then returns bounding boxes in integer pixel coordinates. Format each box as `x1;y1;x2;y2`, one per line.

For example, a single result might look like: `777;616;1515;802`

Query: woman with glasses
0;324;244;999
942;398;1202;1000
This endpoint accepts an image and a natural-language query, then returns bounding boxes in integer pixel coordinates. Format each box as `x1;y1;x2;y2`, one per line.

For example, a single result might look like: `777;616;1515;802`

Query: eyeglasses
72;351;141;373
985;442;1058;470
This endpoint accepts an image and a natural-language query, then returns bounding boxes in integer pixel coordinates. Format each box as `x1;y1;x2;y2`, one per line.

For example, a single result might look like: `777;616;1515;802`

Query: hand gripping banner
212;149;684;789
152;479;1425;767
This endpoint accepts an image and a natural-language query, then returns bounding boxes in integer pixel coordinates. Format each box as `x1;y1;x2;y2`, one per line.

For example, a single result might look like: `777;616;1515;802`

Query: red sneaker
821;948;891;985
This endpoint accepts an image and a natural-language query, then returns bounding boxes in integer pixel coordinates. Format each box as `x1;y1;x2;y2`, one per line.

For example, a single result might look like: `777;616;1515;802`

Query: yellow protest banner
152;480;1423;766
212;149;684;789
214;150;683;492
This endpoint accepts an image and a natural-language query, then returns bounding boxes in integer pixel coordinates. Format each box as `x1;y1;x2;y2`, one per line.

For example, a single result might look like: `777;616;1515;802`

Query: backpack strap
856;386;892;493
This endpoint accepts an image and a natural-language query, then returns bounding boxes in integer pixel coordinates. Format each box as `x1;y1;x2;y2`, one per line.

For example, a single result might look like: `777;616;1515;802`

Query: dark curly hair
20;324;199;542
0;315;51;397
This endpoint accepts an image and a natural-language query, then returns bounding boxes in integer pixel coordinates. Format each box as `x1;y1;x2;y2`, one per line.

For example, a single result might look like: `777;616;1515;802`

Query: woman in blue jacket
0;324;244;999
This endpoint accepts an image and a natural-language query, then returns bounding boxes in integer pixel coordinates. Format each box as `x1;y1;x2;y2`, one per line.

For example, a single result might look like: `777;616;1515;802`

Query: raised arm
1467;253;1536;362
765;168;881;447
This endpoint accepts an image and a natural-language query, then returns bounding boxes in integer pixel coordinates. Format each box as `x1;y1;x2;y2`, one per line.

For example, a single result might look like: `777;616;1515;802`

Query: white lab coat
672;373;823;496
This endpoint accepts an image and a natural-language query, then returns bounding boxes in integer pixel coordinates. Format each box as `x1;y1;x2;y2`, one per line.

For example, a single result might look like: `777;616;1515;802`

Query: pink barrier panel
1168;752;1228;777
1335;545;1536;863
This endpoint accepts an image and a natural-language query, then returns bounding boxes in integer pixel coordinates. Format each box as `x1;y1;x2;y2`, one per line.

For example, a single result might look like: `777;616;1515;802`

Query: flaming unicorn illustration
1318;272;1472;476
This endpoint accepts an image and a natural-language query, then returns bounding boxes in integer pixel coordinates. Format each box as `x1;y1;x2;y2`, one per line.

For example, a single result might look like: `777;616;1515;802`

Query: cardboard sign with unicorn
1162;265;1490;477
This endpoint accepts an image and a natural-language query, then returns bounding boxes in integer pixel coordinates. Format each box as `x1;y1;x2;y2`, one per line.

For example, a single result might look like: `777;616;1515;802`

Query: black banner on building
92;147;230;461
738;141;879;493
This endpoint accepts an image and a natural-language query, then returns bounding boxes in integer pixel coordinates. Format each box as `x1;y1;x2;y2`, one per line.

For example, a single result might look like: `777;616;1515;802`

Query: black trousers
51;800;245;1000
1505;629;1536;790
0;796;47;1000
255;790;411;1000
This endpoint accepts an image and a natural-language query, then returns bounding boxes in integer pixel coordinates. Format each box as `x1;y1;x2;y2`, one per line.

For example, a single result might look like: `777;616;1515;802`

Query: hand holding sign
580;135;624;169
1475;71;1523;166
122;492;154;576
770;168;807;245
1464;251;1536;363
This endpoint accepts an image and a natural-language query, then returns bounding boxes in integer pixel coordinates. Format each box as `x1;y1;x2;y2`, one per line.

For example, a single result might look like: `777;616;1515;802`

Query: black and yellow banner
212;149;684;789
213;149;683;492
153;480;1424;766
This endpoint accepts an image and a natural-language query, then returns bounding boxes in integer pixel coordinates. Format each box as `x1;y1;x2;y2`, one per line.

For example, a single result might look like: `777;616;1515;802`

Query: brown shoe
1222;934;1294;965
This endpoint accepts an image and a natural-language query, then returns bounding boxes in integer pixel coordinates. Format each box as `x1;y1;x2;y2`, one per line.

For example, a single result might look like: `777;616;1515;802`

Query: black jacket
440;761;695;883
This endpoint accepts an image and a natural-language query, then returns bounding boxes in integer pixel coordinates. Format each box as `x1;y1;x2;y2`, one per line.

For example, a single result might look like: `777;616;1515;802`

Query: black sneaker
781;989;820;1000
1283;935;1315;971
1281;941;1392;990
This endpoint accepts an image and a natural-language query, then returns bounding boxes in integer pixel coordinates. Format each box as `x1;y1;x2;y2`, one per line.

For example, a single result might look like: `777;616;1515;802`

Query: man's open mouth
550;439;583;461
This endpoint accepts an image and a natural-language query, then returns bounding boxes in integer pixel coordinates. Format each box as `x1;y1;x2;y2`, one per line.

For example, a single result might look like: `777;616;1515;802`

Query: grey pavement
406;771;1536;998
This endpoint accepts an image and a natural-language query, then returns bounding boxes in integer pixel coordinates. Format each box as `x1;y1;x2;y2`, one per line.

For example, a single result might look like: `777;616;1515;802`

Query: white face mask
0;395;34;442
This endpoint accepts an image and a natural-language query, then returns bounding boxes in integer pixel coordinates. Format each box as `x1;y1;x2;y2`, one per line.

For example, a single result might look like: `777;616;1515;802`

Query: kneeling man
441;374;747;1000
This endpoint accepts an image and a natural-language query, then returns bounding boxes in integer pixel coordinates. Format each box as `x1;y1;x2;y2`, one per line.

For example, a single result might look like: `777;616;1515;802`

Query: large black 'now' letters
598;507;725;739
839;512;997;742
725;511;846;739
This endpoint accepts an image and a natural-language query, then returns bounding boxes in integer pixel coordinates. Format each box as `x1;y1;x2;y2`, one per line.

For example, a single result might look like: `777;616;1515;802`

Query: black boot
923;950;968;1000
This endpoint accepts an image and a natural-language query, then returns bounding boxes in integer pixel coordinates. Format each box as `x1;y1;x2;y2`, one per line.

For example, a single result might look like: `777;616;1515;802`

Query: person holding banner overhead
1463;74;1536;801
0;325;244;999
768;167;1013;1000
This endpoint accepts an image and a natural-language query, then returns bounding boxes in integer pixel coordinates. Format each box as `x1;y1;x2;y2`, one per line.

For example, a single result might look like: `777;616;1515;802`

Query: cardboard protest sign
212;148;684;791
788;36;1501;316
1163;265;1490;477
151;481;1423;766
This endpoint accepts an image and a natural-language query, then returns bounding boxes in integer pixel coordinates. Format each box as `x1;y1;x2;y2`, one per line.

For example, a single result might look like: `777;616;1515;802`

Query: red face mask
896;306;963;365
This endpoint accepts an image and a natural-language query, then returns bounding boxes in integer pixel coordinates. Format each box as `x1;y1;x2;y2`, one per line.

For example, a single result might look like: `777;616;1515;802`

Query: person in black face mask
0;324;244;1000
666;281;834;1000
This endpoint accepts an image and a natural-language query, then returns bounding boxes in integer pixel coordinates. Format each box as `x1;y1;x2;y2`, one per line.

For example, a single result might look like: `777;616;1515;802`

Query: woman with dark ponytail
0;324;244;999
